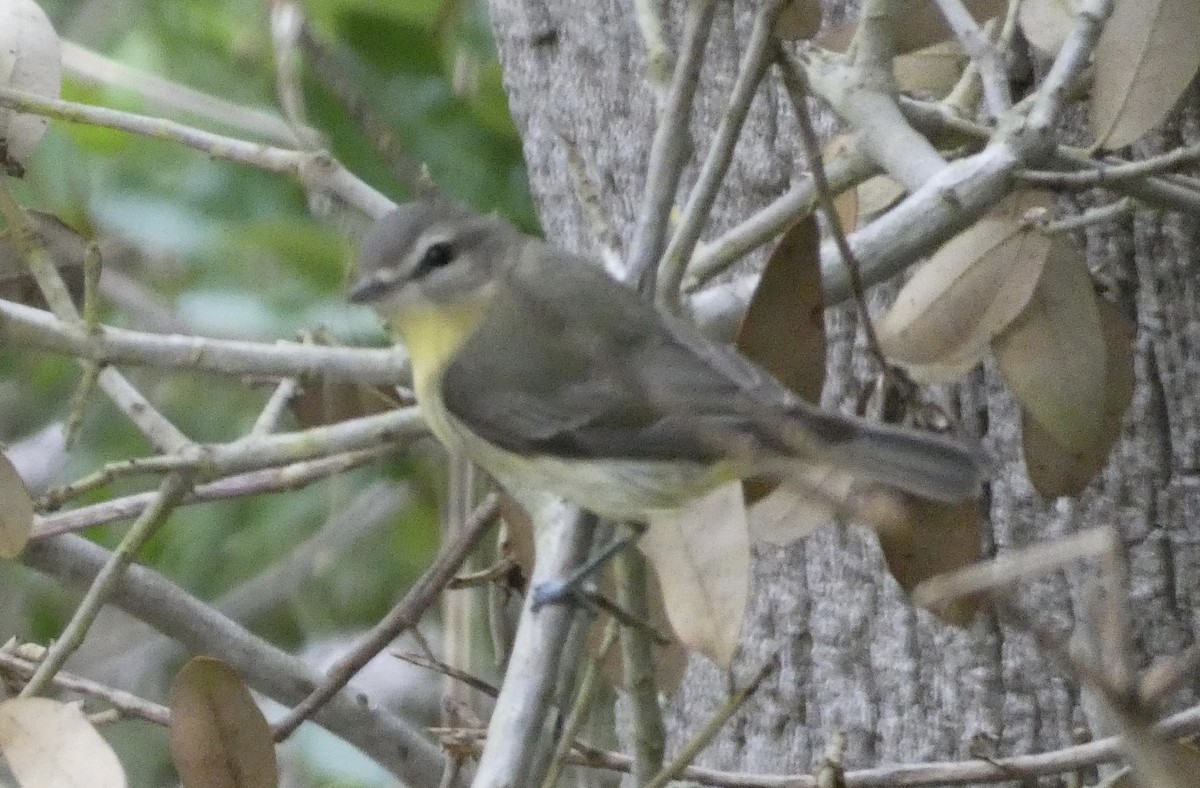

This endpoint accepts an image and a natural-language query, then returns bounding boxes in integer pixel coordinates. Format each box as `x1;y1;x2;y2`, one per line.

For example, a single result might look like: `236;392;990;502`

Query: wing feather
439;242;800;462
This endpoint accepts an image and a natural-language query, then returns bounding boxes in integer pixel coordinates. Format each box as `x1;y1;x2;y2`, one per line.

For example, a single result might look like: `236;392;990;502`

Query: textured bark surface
486;0;1200;777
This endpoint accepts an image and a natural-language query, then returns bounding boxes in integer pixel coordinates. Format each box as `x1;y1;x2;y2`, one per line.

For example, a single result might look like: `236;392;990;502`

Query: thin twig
684;147;878;289
1038;198;1134;234
0;296;411;385
249;377;301;436
643;656;778;788
442;452;479;723
656;0;791;309
633;0;673;91
21;472;193;696
0;87;393;218
540;618;618;788
914;528;1117;610
930;0;1012;117
0;649;171;726
297;23;420;187
272;493;500;739
563;700;1200;787
392;651;501;699
37;408;426;513
558;130;623;273
1017;142;1200;187
625;0;718;286
268;0;319;147
62;361;101;448
21;532;447;782
0;187;191;454
775;49;887;368
614;550;666;781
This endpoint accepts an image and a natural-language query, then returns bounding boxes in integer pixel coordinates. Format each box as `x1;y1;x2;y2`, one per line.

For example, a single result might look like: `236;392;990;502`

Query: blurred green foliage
3;1;530;784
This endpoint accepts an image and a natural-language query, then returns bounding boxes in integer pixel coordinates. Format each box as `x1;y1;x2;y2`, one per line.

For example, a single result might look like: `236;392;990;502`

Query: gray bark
485;0;1200;779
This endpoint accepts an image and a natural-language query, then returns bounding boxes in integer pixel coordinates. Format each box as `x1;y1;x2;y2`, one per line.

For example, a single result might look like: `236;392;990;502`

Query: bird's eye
419;241;455;270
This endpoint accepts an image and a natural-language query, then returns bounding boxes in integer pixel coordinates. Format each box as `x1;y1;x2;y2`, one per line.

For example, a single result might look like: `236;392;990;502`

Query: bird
347;199;982;522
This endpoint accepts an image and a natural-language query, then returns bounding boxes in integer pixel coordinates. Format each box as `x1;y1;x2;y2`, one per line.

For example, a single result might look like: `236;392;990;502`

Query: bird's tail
834;418;982;502
773;405;983;503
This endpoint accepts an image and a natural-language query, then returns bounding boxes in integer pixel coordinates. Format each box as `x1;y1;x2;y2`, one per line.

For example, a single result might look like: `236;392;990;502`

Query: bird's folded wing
439;246;802;462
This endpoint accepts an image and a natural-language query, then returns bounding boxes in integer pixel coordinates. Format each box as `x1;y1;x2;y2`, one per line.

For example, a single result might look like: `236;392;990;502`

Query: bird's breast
389;302;486;447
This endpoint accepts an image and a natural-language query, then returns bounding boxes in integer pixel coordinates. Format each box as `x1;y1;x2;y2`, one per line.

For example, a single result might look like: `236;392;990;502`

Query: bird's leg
530;521;646;609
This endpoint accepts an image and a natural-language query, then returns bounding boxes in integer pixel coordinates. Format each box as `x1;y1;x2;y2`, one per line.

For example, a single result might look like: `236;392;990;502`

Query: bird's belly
414;375;728;519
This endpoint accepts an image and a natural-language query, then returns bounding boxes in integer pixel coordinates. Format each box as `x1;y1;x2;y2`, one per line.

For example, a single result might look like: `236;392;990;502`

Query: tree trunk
485;0;1200;778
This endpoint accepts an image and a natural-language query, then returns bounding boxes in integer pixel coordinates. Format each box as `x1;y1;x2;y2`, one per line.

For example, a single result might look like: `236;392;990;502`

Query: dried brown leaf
1090;0;1200;150
857;486;982;627
855;175;906;222
643;483;749;667
747;466;853;545
878;190;1055;372
0;697;126;788
898;346;987;386
832;188;859;233
1109;716;1200;788
1021;298;1134;498
0;451;33;558
894;40;967;98
288;380;399;427
1018;0;1078;55
736;213;825;405
169;657;279;788
817;0;1007;54
775;0;823;39
994;237;1105;454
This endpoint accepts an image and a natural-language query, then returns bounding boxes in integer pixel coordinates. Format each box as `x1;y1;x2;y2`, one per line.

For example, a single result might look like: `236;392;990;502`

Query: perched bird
348;200;981;520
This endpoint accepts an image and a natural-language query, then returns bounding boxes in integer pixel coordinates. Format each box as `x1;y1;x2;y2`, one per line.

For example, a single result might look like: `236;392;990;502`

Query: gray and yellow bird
349;200;981;522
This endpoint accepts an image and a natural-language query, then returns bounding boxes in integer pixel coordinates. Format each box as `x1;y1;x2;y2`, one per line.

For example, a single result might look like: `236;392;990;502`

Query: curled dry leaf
1017;0;1078;55
1021;298;1134;498
642;482;749;667
994;236;1105;454
169;657;279;788
0;0;62;170
0;451;34;558
878;190;1055;378
856;486;982;627
1090;0;1200;150
0;697;126;788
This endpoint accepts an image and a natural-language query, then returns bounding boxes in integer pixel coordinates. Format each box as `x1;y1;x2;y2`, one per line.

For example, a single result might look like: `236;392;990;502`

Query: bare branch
21;532;450;785
656;0;791;307
625;0;718;286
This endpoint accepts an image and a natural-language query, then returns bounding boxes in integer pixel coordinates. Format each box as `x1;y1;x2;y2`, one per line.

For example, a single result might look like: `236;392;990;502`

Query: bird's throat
390;301;487;395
